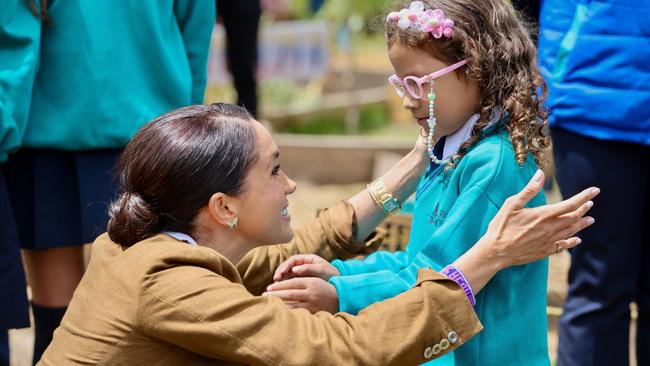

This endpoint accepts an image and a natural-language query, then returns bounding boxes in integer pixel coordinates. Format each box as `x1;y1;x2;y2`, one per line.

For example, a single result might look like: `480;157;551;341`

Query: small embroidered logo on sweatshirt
427;203;447;227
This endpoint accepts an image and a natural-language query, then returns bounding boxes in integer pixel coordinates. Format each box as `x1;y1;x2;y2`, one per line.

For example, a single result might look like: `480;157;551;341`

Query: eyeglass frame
388;59;468;99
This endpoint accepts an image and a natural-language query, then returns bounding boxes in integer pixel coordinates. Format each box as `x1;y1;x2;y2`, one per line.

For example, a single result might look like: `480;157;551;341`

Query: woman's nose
284;172;297;195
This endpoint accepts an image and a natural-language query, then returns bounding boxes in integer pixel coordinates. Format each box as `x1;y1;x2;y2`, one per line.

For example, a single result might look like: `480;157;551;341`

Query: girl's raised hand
273;254;340;282
262;277;339;314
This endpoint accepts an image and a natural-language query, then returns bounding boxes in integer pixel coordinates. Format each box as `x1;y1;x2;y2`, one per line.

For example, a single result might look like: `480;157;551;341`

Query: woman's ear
207;192;239;228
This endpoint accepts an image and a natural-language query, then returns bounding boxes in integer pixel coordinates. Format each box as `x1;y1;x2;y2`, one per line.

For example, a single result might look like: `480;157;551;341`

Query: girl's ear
207;192;239;228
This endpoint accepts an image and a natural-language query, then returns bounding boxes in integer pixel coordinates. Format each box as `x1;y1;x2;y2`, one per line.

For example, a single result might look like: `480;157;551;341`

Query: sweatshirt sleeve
0;1;41;162
236;201;385;295
173;0;215;104
331;185;495;314
332;249;409;276
139;265;482;365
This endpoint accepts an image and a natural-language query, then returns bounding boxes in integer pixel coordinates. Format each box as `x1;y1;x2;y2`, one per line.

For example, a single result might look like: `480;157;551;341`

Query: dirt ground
9;180;636;365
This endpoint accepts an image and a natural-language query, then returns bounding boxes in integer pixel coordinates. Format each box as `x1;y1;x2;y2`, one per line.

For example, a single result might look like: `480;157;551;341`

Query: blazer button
424;347;434;359
440;339;450;350
432;344;442;355
448;331;458;344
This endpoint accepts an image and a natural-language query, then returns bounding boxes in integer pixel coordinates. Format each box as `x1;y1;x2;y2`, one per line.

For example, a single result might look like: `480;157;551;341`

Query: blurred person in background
538;0;650;365
0;1;214;363
217;0;263;117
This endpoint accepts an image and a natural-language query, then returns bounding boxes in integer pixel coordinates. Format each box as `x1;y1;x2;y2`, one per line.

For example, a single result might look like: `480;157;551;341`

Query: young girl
267;1;552;365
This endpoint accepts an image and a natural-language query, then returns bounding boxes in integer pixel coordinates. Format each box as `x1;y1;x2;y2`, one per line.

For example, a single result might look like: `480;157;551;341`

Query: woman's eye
272;165;280;176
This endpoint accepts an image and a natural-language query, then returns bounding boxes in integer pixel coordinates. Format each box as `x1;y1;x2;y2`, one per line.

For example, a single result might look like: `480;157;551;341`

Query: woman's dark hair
107;103;257;247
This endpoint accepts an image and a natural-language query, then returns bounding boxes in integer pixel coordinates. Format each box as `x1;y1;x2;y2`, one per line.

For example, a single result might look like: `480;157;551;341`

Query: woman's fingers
507;169;545;210
554;237;582;253
541;187;600;218
548;200;594;230
262;289;308;302
292;264;337;281
551;216;595;244
273;255;324;281
266;277;309;292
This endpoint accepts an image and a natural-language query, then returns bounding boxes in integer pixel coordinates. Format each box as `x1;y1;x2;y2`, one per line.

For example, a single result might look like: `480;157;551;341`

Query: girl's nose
402;95;419;111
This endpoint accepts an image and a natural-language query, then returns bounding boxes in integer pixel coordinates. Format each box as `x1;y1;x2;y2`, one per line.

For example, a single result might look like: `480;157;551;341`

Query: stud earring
227;217;238;229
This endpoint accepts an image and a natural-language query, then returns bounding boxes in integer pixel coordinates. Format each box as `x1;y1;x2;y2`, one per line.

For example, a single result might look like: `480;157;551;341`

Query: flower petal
398;18;411;29
409;1;424;12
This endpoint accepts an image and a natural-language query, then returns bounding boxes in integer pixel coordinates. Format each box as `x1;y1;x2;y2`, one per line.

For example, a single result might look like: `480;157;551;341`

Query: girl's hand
412;129;429;162
273;254;340;282
262;277;340;314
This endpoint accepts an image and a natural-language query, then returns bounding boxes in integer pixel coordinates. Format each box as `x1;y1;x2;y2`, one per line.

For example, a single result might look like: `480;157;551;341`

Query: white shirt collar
163;231;198;246
441;108;503;161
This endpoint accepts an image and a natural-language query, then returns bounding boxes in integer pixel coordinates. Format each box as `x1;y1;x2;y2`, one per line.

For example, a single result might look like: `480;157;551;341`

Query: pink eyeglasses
388;59;467;99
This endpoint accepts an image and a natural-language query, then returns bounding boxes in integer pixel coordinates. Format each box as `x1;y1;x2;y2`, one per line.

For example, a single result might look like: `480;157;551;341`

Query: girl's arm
349;137;429;242
265;170;597;314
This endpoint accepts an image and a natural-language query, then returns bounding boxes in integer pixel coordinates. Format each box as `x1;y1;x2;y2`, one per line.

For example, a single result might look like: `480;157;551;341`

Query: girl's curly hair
386;0;550;168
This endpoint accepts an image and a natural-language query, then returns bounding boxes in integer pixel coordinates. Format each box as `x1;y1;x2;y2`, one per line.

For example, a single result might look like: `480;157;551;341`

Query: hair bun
107;192;162;246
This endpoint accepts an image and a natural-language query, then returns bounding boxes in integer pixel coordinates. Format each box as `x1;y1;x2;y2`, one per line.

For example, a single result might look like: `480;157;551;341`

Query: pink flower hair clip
386;1;455;39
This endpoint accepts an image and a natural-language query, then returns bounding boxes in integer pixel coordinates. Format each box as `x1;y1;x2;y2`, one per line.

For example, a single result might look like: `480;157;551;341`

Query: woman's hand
453;169;599;293
262;277;340;314
273;254;340;282
482;169;598;269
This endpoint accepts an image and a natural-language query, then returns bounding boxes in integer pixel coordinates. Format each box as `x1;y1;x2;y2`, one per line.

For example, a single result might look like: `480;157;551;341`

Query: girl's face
388;43;481;139
233;121;297;245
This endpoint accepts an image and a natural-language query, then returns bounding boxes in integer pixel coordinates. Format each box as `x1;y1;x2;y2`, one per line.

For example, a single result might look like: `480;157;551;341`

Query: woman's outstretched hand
272;254;340;282
455;169;599;294
482;169;598;268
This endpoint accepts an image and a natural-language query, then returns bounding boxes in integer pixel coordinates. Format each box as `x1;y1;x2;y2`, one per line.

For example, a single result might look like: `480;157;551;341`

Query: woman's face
388;43;480;139
233;121;297;245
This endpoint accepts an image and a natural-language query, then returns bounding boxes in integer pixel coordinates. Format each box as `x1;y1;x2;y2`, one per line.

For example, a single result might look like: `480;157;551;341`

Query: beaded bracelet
440;264;476;306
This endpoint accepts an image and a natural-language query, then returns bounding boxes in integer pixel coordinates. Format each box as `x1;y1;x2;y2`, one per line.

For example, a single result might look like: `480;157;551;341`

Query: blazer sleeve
236;200;384;295
138;266;483;365
0;0;41;162
173;0;214;104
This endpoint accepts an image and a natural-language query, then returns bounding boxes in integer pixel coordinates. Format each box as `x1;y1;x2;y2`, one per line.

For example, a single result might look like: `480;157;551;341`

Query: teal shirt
0;0;214;161
330;130;549;366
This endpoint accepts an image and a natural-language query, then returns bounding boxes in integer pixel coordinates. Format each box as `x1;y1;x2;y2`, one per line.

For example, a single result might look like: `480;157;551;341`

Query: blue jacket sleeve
0;1;40;162
173;0;215;104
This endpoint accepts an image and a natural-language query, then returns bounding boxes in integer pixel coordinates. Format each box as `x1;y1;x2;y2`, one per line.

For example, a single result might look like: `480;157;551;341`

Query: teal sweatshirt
0;0;215;162
330;130;550;365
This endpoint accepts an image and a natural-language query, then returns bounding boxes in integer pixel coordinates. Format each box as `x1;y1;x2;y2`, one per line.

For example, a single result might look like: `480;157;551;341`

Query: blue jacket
0;0;214;161
330;130;549;366
538;0;650;145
